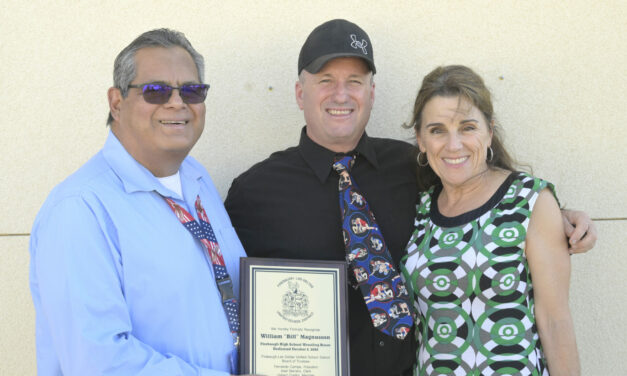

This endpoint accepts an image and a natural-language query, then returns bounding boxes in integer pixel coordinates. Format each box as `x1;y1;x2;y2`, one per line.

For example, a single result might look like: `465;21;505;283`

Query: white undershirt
157;171;183;198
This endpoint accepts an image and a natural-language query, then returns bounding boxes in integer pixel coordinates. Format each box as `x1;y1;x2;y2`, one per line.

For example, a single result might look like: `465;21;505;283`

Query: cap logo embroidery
350;34;368;55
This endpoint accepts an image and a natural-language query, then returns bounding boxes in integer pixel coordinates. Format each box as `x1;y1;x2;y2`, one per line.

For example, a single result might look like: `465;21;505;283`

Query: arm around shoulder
560;208;598;254
526;189;580;375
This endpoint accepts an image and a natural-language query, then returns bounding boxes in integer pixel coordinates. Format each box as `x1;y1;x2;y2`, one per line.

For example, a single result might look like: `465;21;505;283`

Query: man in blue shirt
30;29;247;375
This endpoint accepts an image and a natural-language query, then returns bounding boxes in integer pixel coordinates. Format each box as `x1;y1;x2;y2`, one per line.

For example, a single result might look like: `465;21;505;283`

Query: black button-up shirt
226;127;419;376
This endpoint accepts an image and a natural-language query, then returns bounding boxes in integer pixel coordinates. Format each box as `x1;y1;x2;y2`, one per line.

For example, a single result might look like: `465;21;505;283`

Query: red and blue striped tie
162;195;240;370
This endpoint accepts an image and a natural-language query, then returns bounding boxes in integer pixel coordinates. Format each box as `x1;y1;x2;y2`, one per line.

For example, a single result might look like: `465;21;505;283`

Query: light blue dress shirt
29;132;246;376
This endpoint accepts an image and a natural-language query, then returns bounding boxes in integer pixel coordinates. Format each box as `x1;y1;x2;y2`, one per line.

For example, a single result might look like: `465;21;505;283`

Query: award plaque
240;257;350;376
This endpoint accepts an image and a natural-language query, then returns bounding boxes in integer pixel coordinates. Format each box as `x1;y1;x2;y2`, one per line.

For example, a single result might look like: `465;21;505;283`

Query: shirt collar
102;131;202;198
298;126;379;183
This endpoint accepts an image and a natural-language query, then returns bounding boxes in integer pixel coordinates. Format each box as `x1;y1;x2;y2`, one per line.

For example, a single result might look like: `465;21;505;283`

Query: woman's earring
417;152;429;167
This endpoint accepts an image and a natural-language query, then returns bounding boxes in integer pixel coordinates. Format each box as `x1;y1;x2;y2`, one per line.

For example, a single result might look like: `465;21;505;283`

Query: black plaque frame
240;257;350;376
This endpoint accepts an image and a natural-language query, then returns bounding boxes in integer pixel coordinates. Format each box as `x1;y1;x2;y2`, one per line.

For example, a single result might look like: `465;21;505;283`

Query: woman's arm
526;189;580;376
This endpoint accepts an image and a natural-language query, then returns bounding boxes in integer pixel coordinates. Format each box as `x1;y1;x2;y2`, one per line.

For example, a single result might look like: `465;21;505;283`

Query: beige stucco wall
1;1;625;374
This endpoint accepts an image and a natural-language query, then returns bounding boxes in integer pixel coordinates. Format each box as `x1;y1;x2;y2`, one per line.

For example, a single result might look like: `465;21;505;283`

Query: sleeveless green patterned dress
401;172;555;376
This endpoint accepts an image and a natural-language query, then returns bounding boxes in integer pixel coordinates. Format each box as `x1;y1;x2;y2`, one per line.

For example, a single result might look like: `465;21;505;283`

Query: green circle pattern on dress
401;172;554;375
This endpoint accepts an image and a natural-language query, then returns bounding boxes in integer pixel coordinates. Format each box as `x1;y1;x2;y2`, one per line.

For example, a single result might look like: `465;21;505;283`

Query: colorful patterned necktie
162;195;240;370
333;155;413;339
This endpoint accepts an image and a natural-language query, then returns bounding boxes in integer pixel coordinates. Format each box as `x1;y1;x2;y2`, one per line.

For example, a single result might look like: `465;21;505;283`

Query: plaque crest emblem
281;281;310;318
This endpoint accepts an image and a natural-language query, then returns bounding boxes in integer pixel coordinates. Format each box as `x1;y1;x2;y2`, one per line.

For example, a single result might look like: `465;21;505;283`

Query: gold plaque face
240;258;350;376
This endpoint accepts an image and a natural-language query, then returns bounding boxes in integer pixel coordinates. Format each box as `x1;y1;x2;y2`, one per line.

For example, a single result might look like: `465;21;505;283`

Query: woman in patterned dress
401;65;579;375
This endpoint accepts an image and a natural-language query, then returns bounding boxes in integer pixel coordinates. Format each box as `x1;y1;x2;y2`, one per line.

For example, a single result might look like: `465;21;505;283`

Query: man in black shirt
225;19;596;376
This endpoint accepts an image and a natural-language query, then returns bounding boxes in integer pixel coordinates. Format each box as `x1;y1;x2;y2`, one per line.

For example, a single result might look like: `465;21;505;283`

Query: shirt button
378;340;385;347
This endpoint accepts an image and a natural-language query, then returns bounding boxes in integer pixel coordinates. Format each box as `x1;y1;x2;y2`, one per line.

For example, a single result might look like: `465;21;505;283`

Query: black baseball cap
298;19;376;74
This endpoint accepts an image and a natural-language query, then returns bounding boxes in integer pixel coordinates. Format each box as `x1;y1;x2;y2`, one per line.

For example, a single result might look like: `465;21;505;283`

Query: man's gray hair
107;28;205;125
